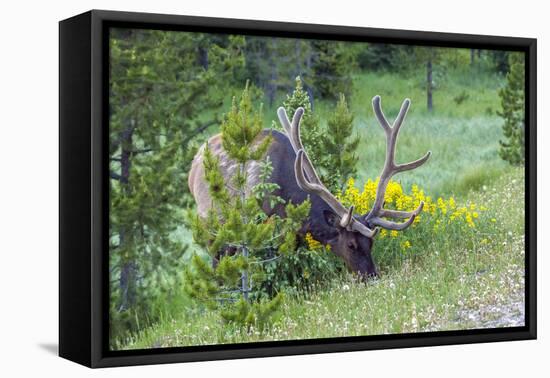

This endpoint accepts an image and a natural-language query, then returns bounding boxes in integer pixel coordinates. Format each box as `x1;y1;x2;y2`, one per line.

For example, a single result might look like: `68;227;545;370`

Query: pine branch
132;148;153;155
249;255;281;264
110;171;123;181
182;119;217;146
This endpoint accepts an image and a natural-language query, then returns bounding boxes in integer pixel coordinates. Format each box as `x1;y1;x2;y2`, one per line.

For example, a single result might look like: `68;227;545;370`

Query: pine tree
186;85;309;331
281;77;324;172
498;53;525;165
323;94;360;189
239;37;313;107
356;43;402;71
281;77;360;191
108;28;244;342
310;40;356;100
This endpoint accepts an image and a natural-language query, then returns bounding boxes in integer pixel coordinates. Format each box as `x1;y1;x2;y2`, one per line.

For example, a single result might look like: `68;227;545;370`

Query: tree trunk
239;162;249;302
470;49;475;66
306;85;315;111
118;261;138;311
198;46;209;70
118;121;137;311
266;38;278;107
241;246;249;301
427;57;433;112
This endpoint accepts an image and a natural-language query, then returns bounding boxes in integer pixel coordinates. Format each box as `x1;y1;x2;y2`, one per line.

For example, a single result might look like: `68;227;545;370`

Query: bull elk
188;95;431;278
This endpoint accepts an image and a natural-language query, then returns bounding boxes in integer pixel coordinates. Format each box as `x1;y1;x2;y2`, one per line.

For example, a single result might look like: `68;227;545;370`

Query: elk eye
347;241;355;250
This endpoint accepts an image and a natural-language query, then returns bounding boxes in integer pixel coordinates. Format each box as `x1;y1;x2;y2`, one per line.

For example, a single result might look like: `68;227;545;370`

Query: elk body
188;96;431;278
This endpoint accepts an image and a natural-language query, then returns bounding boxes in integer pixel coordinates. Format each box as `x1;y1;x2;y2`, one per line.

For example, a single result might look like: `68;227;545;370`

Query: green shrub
261;244;347;297
186;85;309;331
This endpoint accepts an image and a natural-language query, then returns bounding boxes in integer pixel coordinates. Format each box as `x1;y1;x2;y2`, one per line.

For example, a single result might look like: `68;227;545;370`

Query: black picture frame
59;9;537;368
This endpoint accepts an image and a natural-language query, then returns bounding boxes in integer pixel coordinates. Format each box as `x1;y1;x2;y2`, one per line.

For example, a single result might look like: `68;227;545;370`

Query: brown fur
189;134;264;218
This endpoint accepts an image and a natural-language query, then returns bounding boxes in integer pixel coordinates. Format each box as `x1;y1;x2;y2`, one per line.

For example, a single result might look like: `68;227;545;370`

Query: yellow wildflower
305;232;322;250
437;197;447;215
449;197;456;210
337;176;491;237
465;213;475;228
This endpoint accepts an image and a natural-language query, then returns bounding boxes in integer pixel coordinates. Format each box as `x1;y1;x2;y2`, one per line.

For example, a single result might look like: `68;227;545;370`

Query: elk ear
323;210;339;228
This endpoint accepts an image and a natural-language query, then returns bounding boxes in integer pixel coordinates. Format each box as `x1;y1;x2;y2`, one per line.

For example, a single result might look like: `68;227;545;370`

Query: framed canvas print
59;10;536;368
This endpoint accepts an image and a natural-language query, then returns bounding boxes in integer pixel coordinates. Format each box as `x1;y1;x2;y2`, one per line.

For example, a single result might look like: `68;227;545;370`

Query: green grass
342;70;505;197
353;113;506;197
257;69;507;197
115;168;524;349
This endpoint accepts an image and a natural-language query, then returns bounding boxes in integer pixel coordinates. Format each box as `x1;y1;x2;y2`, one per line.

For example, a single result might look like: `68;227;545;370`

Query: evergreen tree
357;43;402;71
310;40;356;100
239;37;313;107
281;77;324;172
322;94;360;189
185;85;309;330
489;50;511;74
498;53;525;165
281;77;360;191
108;28;244;342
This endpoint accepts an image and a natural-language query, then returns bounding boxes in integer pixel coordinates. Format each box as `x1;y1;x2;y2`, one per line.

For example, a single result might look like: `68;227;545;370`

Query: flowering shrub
297;177;492;270
338;177;487;233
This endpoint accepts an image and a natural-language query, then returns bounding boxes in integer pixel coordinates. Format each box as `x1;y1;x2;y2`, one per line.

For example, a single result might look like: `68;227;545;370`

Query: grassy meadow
112;67;525;350
118;168;524;349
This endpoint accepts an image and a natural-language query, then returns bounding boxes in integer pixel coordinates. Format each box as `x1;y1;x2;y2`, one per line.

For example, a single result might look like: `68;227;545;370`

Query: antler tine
380;201;424;219
395;151;432;173
277;107;320;183
370;213;416;231
277;107;297;151
340;205;354;228
372;95;391;132
277;107;305;149
290;107;305;149
393;98;411;134
365;96;431;231
369;201;424;230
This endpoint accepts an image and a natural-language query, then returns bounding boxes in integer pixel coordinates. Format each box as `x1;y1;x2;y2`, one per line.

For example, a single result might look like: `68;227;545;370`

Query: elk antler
277;107;378;238
364;96;431;230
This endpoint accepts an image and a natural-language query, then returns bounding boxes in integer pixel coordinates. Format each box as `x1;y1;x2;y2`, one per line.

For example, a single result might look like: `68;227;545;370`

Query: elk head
277;96;431;278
